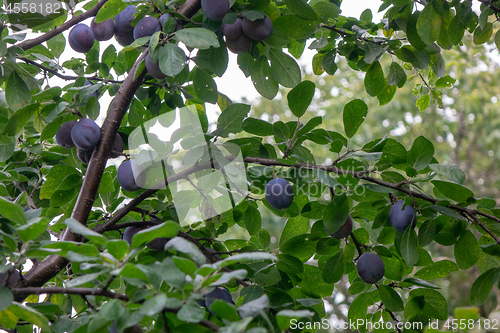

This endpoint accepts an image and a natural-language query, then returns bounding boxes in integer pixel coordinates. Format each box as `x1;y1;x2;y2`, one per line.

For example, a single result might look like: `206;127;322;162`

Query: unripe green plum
325;215;353;239
241;15;273;41
68;24;95;53
265;178;294;209
56;121;76;149
356;252;385;284
389;200;416;233
71;118;101;150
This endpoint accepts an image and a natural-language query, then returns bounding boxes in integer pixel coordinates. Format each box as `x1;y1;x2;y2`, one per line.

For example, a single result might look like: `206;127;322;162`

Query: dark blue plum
226;33;251;54
265;178;294;210
109;133;124;159
56;121;76;148
325;215;353;239
145;54;167;79
205;287;233;315
77;148;93;164
91;18;115;41
122;226;148;245
71;118;101;150
133;16;161;40
114;5;136;32
241;15;273;41
68;24;95;53
201;0;230;21
0;270;20;288
389;200;416;233
117;159;145;192
356;252;385;284
114;30;135;46
223;18;242;39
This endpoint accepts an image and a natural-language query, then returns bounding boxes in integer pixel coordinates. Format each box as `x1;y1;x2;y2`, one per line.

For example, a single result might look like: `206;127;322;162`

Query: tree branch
11;287;129;301
16;0;110;51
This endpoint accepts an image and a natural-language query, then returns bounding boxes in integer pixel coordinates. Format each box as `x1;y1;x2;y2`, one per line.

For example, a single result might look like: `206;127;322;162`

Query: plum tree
241;15;272;41
90;18;115;41
205;287;234;315
117;159;145;192
356;252;385;284
114;5;136;46
71;118;101;150
389;200;417;233
77;148;93;164
109;133;124;158
222;18;242;39
326;215;352;239
201;0;230;21
226;33;252;54
68;23;95;53
265;178;294;209
55;121;76;149
133;16;161;40
145;54;167;79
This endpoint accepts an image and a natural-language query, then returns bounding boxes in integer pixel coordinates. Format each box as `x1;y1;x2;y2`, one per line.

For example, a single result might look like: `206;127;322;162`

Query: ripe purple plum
145;54;167;80
205;287;234;315
109;133;124;158
356;252;385;284
241;15;273;41
265;178;294;210
389;200;417;233
201;0;230;21
0;270;21;288
226;33;251;54
77;148;93;164
117;159;145;192
223;18;243;39
71;118;101;150
115;30;135;46
56;121;76;148
133;16;161;40
325;215;353;239
91;18;115;41
114;5;136;32
68;24;95;53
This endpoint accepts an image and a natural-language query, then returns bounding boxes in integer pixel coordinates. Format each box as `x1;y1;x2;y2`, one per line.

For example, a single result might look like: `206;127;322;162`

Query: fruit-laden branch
18;57;124;83
19;0;203;289
11;287;220;332
15;0;109;51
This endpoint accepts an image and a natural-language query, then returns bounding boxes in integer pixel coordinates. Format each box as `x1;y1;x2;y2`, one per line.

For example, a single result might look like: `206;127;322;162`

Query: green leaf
209;300;240;322
105;240;130;261
313;2;340;20
473;22;493;45
158;43;186;76
216;103;251;137
364;61;386;96
407;136;434;171
276;309;315;330
454;230;481;269
175;28;220;49
402;277;440;289
283;0;318;20
3;103;41;136
429;164;466;184
244;205;262;236
0;287;13;311
242;118;274;136
0;197;26;225
387;62;407;88
406;289;448;320
287;80;315;117
131;222;179;248
15;217;50;242
95;0;127;23
8;302;50;331
431;180;474;202
0;135;15;162
348;293;368;324
269;48;301;88
343;99;368;138
272;15;318;40
215;252;277;269
165;237;206;265
416;94;430;111
173;256;198;277
322;250;345;284
111;263;149;282
280;216;309;246
400;227;419;266
379;285;404;312
435;75;456;88
194;67;218;104
65;217;107;245
5;71;31;111
418;219;436;246
323;198;350;235
273;120;290;143
276;254;304;275
250;56;279;100
415;260;459;280
417;4;442;45
470;268;500;306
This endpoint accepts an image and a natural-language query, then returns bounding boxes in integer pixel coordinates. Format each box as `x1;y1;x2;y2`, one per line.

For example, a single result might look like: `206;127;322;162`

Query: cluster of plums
55;117;123;164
